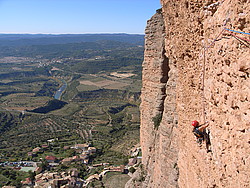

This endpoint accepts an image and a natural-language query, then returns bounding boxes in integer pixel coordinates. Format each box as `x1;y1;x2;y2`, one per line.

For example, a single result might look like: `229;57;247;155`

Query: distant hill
0;40;144;60
0;33;144;47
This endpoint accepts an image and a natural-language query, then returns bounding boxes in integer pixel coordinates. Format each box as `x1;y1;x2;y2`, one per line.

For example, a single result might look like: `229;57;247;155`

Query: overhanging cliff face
138;0;249;187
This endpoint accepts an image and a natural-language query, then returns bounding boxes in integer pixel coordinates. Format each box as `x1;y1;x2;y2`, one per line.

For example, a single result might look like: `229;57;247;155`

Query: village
0;138;141;187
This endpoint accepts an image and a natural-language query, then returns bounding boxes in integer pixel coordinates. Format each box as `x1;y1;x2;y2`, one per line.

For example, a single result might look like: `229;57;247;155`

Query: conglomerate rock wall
140;10;179;187
130;0;250;188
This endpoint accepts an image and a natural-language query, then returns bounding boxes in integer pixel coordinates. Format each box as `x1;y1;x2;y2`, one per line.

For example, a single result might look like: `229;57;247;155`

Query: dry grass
103;172;131;188
110;72;135;78
79;79;129;90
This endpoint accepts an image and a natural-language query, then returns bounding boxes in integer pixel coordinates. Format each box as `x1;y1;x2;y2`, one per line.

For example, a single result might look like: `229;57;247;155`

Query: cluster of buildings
27;143;97;165
20;143;97;187
81;165;126;186
27;144;49;157
27;142;97;165
33;169;84;187
3;142;142;187
61;144;97;165
31;164;127;187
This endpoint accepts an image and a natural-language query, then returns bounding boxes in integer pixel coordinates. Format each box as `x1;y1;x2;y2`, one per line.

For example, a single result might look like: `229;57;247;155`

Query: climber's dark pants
204;131;211;152
196;130;211;152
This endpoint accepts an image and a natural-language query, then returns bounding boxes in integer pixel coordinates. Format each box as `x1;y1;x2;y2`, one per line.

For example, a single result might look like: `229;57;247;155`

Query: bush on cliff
152;113;162;129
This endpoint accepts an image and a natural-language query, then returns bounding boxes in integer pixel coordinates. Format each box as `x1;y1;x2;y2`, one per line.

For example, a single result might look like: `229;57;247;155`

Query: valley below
0;34;144;187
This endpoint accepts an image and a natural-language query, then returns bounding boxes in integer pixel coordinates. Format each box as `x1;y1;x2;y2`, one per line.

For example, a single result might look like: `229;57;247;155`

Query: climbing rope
224;28;250;35
224;29;250;43
205;29;225;50
201;27;249;122
202;47;206;123
201;28;225;123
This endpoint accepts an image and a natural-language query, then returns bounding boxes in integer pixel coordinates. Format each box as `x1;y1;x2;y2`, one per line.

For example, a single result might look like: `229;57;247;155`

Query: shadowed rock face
126;10;179;188
139;10;179;188
127;0;250;187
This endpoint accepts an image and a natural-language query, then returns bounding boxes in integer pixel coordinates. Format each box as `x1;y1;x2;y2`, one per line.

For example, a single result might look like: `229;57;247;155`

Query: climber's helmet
192;120;199;127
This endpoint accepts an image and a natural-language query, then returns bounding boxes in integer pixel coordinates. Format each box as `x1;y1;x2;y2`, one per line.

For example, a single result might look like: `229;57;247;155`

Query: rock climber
192;120;209;144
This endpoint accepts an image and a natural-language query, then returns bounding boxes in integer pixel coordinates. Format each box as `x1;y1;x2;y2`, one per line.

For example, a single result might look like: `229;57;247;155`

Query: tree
129;167;136;173
28;170;36;182
39;160;49;171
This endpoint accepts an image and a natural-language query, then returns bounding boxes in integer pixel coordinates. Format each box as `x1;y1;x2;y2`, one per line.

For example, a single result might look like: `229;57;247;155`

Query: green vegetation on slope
0;35;143;186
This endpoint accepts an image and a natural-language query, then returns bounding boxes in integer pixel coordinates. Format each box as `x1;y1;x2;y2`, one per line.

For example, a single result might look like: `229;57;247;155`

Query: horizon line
0;32;145;35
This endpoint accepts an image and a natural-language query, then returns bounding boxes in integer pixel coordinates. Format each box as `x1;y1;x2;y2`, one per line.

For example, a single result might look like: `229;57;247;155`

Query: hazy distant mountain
0;33;144;47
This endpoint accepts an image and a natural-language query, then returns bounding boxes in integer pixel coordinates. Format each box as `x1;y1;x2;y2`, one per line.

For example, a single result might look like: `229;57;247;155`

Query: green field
0;34;143;186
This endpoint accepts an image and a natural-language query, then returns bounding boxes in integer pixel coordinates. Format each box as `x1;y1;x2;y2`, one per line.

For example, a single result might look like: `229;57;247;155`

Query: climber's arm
198;121;209;132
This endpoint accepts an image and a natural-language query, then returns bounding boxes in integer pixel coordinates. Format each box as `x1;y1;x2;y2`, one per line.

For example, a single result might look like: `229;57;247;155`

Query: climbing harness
193;127;204;138
192;123;210;145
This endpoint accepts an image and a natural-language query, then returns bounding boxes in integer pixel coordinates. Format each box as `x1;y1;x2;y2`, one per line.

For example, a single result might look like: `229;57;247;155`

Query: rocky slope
126;0;249;187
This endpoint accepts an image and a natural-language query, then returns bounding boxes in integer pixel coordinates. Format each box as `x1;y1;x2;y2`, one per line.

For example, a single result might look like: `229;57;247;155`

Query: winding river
54;79;67;100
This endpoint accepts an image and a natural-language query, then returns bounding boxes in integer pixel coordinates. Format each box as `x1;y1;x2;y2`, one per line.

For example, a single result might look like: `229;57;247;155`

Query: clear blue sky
0;0;161;34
